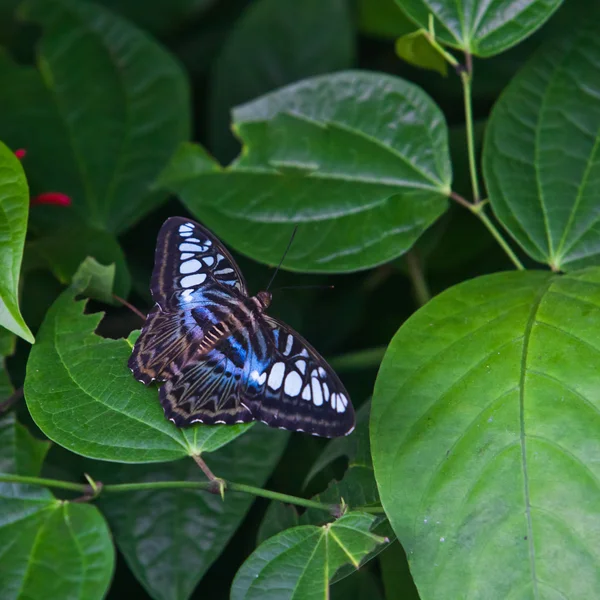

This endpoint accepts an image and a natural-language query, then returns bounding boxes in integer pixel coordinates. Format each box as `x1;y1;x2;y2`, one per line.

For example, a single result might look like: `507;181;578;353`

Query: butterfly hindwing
245;316;355;437
151;217;247;311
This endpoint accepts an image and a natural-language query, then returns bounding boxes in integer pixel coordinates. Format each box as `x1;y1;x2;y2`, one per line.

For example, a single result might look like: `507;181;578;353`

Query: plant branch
405;250;431;307
476;210;525;270
460;66;481;203
0;473;339;514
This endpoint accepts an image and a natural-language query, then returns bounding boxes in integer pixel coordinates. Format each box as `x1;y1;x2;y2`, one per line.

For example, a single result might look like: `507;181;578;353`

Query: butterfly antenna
265;226;298;292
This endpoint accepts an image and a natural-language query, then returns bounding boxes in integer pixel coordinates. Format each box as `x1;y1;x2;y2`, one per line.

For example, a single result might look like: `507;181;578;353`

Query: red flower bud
30;192;72;207
14;149;27;159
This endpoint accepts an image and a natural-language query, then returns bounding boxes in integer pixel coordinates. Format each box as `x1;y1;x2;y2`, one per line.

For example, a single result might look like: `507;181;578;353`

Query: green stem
460;65;481;203
405;250;431;307
476;210;525;270
0;473;338;514
328;347;387;372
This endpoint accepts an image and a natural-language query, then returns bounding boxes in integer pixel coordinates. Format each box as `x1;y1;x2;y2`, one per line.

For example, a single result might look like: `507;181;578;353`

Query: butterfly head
253;291;272;312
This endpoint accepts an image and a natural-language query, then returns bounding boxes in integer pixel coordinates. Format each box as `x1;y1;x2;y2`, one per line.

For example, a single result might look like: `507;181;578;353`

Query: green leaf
160;71;451;273
71;257;116;305
96;425;288;600
0;492;114;600
484;25;600;271
231;512;387;600
358;0;415;39
209;0;354;162
371;269;600;598
397;0;564;57
0;415;114;600
24;283;254;462
24;283;189;462
257;501;300;545
395;30;448;76
0;413;50;476
0;0;189;233
0;140;34;344
27;224;131;298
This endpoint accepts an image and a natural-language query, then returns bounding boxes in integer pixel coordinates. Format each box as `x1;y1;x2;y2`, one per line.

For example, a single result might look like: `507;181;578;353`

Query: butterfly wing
159;314;355;437
129;216;246;385
247;316;355;437
151;216;247;311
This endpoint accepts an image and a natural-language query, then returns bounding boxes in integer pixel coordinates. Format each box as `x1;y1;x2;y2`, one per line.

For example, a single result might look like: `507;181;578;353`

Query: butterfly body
129;217;355;437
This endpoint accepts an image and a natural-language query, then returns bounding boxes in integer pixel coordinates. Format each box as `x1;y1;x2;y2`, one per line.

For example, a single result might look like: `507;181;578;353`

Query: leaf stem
0;473;339;514
405;250;431;306
476;210;525;271
460;64;481;203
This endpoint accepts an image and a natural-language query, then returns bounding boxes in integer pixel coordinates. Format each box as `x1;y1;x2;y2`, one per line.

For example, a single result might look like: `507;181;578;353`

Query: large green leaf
372;269;600;598
231;512;387;600
160;71;451;273
484;24;600;271
209;0;354;162
0;140;34;344
0;0;189;234
0;415;114;600
24;281;247;462
397;0;563;57
96;425;288;600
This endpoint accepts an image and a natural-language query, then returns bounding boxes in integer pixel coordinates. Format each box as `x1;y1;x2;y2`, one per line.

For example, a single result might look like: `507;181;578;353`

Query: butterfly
128;217;355;437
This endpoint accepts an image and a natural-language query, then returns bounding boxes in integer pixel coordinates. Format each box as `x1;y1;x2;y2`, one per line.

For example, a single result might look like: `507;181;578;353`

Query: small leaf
209;0;354;161
395;30;448;76
160;71;451;273
182;421;254;455
0;493;114;600
231;512;387;600
0;0;190;233
372;269;600;598
25;284;190;463
397;0;564;57
0;140;34;343
96;425;288;600
0;413;50;476
71;257;116;305
484;24;600;271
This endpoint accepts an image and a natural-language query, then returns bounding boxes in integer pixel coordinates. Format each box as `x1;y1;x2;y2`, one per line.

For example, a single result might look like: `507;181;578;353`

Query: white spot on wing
336;393;348;413
302;385;311;400
181;273;207;287
330;392;337;410
181;289;194;303
215;268;234;275
318;367;326;378
323;383;330;403
311;377;323;406
300;348;309;358
180;259;202;274
284;371;302;396
203;256;215;266
283;334;293;356
179;224;193;233
180;252;194;260
180;243;204;252
268;362;285;390
180;230;192;237
295;359;306;374
187;237;201;242
250;370;267;385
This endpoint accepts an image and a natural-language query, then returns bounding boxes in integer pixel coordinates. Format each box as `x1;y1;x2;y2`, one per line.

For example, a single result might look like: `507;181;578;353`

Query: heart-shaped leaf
0;140;34;343
160;71;451;273
484;24;600;271
0;415;114;600
95;425;288;600
209;0;354;161
0;0;189;234
24;281;247;463
231;512;387;600
372;269;600;598
397;0;564;57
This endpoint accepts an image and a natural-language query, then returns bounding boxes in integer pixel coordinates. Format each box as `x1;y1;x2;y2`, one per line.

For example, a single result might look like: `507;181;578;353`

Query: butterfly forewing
151;217;247;310
130;216;355;438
